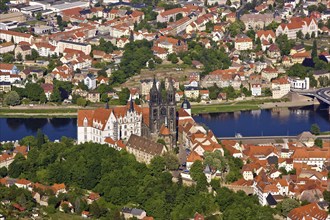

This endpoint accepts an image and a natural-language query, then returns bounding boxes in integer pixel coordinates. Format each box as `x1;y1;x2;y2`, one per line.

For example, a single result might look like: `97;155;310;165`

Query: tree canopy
6;137;275;219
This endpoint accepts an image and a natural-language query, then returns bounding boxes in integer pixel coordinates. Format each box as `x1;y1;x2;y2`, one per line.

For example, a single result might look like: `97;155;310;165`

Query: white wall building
77;101;143;144
251;84;262;96
289;77;309;90
84;74;96;90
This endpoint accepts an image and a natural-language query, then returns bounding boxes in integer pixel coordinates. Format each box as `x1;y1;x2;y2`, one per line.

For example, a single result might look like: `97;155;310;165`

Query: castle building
149;77;177;147
77;99;144;144
77;77;179;148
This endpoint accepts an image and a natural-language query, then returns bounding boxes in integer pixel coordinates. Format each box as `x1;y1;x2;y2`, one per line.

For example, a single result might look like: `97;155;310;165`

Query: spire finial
129;96;134;112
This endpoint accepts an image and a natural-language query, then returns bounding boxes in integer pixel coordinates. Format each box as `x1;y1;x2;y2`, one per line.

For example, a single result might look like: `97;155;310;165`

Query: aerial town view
0;0;330;219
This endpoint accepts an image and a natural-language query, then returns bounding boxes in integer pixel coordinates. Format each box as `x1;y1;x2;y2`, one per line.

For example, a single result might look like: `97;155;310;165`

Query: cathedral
149;77;177;147
77;77;178;148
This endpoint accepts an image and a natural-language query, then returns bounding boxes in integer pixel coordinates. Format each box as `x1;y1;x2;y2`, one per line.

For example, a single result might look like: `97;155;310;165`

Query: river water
0;106;329;141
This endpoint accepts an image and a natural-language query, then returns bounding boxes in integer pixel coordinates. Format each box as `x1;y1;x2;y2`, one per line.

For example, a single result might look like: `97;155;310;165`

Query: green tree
276;198;300;216
311;32;315;38
4;91;21;106
2;53;14;63
323;190;330;203
25;83;44;101
204;151;225;171
0;167;8;177
175;13;183;21
50;88;61;102
0;0;9;12
167;53;179;64
39;93;47;103
16;53;23;61
163;152;179;170
8;154;27;178
36;12;42;20
190;160;208;191
311;40;317;58
314;138;322;148
77;97;87;107
318;76;329;87
228;21;245;37
296;30;303;39
36;129;45;148
266;21;280;31
148;59;155;70
276;34;295;55
310;123;320;135
150;156;166;174
118;88;130;105
305;33;310;39
246;29;256;40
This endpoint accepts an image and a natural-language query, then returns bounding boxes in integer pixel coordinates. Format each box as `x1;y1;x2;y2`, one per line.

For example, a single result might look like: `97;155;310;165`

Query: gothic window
154;120;157;130
170;108;175;117
153;109;158;117
168;93;174;102
153;94;158;102
161;107;167;116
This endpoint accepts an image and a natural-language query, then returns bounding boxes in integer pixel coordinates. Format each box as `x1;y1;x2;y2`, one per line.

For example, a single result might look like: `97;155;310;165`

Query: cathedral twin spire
150;76;175;105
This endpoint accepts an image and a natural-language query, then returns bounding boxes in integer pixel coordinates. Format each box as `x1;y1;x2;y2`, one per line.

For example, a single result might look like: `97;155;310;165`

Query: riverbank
0;108;78;118
0;99;319;117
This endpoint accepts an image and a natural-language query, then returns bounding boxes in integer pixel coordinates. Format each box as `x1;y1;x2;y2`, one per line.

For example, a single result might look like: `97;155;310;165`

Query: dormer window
83;118;88;127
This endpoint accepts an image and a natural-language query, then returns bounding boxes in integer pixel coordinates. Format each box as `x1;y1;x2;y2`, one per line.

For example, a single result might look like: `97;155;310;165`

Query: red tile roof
288;203;328;220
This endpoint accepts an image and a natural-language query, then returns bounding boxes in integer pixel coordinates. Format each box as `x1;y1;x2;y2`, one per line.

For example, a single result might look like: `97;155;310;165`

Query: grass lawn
49;212;83;220
0;108;78;118
320;131;330;135
0;108;78;114
191;104;260;114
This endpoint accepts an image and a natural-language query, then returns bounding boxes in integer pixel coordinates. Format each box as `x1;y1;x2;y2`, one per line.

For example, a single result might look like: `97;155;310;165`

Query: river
0;106;329;141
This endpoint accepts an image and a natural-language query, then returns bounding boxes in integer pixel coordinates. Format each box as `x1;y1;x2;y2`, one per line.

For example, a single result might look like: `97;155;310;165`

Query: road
294;87;330;105
218;134;330;140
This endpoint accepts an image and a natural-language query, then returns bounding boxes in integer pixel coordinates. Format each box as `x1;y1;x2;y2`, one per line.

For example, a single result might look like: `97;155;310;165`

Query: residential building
84;74;96;90
292;147;330;171
41;83;53;100
126;134;166;164
255;30;276;43
0;42;15;54
241;13;281;30
271;77;291;99
289;77;310;90
121;207;147;220
0;63;19;74
86;92;100;103
235;35;253;51
287;203;328;220
251;84;262;96
276;17;318;39
261;67;278;82
57;40;91;55
184;87;200;99
0;29;34;44
31;43;57;57
0;82;11;92
154;36;188;54
15;44;31;60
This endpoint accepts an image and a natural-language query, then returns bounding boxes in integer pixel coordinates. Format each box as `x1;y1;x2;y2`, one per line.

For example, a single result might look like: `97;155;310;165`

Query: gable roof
287;203;327;220
127;134;166;156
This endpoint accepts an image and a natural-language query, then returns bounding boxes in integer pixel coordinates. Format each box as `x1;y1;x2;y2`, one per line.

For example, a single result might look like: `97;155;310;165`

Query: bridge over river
293;87;330;114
